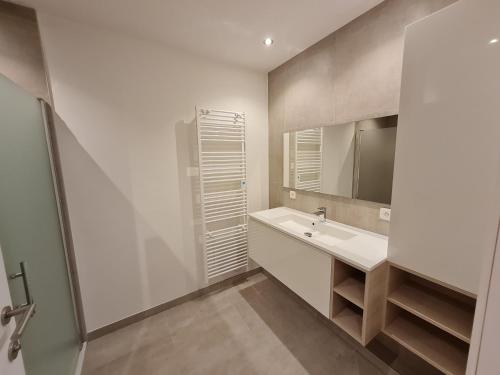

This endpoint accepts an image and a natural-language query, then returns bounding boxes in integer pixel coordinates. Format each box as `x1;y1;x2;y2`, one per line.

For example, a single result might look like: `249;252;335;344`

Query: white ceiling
16;0;383;72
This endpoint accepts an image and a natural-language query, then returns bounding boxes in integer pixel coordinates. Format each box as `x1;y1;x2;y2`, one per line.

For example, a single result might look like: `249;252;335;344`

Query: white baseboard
74;342;87;375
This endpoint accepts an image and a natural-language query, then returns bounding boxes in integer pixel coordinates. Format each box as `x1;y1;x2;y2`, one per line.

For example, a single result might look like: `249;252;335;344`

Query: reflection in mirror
283;115;397;205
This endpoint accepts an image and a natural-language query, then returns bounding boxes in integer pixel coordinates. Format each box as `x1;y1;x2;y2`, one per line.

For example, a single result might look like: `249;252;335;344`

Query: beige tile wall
268;0;456;235
0;1;50;101
282;188;391;235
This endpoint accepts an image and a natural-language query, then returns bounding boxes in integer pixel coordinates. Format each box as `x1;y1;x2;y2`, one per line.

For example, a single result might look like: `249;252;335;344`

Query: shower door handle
9;261;34;306
1;261;37;361
1;303;36;361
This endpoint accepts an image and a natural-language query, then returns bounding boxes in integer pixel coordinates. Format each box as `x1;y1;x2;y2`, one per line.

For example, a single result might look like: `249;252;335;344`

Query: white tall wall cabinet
387;0;500;374
389;0;500;296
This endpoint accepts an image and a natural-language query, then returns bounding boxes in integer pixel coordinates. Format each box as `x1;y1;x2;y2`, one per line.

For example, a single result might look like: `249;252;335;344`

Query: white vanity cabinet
248;219;332;317
248;207;389;345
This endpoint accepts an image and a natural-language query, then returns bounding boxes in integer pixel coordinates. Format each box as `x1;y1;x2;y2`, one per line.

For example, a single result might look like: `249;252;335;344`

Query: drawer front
248;219;332;316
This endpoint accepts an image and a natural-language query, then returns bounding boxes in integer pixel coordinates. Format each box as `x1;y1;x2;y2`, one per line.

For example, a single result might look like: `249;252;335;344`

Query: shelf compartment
384;306;468;375
331;294;363;344
388;280;474;343
332;259;366;311
333;259;365;284
334;277;365;309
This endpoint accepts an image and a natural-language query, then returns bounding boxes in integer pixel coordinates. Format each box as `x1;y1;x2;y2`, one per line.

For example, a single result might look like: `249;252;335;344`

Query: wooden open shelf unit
383;265;476;375
332;294;363;343
333;261;365;308
331;259;387;346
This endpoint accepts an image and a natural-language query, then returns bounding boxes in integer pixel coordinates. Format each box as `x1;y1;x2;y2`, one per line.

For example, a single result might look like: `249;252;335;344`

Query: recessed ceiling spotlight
489;38;499;45
263;37;274;46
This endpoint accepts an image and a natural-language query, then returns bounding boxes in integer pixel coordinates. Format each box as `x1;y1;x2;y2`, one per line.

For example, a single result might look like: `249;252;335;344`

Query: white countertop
249;207;388;271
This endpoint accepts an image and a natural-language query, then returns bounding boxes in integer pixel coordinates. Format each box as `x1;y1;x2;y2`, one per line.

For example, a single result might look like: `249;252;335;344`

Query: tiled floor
82;273;391;375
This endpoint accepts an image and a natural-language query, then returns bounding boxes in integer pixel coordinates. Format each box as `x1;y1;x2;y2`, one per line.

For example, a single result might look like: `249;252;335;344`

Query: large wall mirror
283;115;398;205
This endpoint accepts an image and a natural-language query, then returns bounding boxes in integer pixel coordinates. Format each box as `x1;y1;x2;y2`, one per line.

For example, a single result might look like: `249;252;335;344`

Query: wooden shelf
334;277;365;309
388;281;474;343
384;312;468;375
332;306;363;344
331;258;386;346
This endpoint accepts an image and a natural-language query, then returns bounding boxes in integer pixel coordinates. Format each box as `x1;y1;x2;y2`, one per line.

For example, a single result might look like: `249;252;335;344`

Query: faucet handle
314;207;327;222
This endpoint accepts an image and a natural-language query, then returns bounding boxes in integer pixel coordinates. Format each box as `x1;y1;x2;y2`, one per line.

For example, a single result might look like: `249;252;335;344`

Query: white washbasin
249;207;388;271
277;215;356;247
278;218;311;235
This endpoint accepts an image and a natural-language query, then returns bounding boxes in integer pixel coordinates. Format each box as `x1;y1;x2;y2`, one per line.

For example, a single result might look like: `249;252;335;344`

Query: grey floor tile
83;273;386;375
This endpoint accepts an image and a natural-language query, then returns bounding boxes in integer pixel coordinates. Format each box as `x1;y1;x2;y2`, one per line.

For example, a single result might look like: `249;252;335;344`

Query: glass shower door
0;75;81;374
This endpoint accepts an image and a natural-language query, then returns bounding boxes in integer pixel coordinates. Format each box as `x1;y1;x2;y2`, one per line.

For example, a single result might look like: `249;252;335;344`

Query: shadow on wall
52;113;204;329
174;118;205;286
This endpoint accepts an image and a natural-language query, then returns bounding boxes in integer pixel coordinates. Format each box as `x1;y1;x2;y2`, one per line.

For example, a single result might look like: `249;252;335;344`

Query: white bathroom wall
388;0;500;295
38;13;268;331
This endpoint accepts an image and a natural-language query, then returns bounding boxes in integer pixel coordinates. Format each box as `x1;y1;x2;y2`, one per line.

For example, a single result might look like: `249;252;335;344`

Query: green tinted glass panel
0;75;80;374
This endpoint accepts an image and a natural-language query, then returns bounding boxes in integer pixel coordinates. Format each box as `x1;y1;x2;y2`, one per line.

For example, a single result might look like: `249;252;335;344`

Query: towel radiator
196;108;248;284
295;128;323;192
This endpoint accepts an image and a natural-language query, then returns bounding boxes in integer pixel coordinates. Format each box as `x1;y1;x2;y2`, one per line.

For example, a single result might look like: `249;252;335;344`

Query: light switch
289;190;296;200
379;207;391;221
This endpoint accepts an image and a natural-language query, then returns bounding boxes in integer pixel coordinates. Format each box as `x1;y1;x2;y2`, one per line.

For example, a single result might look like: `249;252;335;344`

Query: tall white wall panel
388;0;500;295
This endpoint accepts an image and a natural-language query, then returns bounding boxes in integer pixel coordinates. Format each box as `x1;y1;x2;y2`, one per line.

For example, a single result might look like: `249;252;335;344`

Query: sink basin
276;214;356;246
249;207;388;271
277;218;311;235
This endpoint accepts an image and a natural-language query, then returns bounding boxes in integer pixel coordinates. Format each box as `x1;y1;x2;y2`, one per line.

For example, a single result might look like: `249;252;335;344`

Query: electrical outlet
379;207;391;222
289;190;296;200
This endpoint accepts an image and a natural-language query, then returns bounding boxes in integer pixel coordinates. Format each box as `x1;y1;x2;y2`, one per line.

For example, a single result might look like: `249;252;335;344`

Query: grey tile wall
268;0;456;235
282;189;390;235
0;1;50;101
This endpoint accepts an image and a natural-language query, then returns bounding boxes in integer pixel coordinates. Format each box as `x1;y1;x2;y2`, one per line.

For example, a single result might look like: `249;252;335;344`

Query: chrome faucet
313;207;327;223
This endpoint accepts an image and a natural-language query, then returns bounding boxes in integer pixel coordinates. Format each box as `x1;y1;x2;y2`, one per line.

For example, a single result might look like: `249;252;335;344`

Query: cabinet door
388;0;500;295
248;220;332;317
